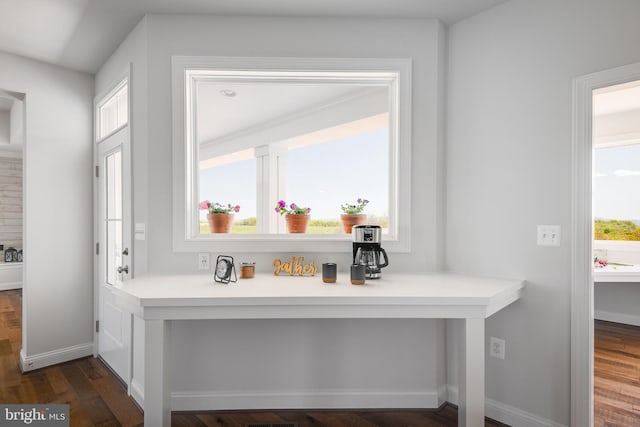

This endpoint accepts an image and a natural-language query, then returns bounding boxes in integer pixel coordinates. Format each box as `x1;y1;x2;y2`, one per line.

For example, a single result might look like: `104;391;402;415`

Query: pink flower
234;205;240;213
199;200;211;210
290;203;297;210
278;200;286;208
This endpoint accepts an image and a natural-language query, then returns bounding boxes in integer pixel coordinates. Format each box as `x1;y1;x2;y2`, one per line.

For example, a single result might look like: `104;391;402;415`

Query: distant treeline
594;219;640;241
235;216;389;228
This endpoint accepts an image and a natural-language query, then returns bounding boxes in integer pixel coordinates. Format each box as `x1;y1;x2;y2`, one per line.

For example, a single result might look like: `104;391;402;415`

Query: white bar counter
112;272;524;427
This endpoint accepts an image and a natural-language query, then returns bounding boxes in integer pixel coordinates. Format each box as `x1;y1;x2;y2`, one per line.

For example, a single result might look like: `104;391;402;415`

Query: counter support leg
458;317;485;427
144;319;171;427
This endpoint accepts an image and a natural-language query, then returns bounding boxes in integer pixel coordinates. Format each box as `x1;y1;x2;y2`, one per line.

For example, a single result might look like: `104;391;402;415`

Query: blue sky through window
286;128;388;220
199;127;389;223
593;144;640;221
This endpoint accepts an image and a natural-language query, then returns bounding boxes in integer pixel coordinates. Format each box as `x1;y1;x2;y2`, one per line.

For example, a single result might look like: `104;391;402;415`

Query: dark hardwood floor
595;319;640;427
1;289;507;426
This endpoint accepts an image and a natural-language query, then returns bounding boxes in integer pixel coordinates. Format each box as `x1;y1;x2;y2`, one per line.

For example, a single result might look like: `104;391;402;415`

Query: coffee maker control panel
363;229;375;242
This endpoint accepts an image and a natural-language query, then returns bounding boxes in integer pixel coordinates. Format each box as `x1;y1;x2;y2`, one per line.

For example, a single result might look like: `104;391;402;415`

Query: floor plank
595;319;640;426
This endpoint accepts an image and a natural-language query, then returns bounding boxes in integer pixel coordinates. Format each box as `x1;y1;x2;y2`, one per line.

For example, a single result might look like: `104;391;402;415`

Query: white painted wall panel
0;51;93;360
0;111;9;145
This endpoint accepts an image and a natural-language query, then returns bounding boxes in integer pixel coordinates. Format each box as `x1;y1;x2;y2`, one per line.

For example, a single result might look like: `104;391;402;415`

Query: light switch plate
135;223;146;241
537;225;561;246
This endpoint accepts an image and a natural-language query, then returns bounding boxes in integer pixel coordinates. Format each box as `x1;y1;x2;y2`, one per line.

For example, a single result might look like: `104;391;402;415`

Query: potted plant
199;201;240;233
340;198;369;233
275;200;311;233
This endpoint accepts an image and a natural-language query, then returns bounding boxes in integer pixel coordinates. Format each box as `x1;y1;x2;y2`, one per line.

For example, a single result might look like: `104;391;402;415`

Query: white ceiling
593;80;640;116
196;84;376;143
593;79;640;149
0;0;507;74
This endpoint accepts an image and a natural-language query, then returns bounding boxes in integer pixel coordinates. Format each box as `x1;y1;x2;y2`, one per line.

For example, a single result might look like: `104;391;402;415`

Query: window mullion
256;143;288;233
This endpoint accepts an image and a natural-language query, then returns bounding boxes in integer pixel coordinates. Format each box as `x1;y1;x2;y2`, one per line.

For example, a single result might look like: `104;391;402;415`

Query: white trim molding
19;342;94;372
131;378;145;408
171;56;412;254
448;386;567;427
595;310;640;327
171;389;441;412
571;61;640;427
0;281;21;291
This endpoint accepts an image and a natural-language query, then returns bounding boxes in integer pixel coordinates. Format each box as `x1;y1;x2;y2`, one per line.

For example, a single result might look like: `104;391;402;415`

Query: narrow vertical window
97;80;128;140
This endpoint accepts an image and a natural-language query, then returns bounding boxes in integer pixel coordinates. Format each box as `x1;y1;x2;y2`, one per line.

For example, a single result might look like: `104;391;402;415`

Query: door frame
93;65;133;377
571;61;640;427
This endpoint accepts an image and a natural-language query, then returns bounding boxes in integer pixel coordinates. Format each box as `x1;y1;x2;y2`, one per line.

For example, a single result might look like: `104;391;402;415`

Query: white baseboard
131;378;145;408
20;342;94;372
437;383;448;406
0;281;22;291
447;385;567;427
595;310;640;327
171;389;440;411
126;380;565;426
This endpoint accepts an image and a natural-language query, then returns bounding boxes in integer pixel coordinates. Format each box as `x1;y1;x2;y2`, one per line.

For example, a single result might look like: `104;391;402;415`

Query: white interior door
97;125;132;384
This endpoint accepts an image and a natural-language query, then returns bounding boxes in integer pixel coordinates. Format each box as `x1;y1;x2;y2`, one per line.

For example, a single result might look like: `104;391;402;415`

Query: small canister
240;262;255;279
350;264;366;285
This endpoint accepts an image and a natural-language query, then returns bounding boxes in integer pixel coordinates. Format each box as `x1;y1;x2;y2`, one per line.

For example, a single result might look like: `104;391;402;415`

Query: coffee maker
352;225;389;279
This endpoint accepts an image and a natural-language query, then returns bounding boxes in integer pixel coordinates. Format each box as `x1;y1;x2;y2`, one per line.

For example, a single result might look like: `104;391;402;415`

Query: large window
172;57;411;252
593;80;640;276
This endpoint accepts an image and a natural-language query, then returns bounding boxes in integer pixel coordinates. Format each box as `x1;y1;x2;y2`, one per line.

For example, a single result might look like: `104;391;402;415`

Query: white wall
595;282;640;326
9;99;23;145
446;0;640;424
147;15;444;275
0;51;94;368
98;15;448;409
0;111;9;145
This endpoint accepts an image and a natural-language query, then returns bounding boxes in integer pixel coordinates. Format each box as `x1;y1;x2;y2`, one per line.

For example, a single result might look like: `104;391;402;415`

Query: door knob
117;265;129;274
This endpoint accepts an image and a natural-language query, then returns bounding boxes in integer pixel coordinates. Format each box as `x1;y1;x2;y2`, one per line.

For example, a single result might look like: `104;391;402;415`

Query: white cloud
612;169;640;177
595;172;607;177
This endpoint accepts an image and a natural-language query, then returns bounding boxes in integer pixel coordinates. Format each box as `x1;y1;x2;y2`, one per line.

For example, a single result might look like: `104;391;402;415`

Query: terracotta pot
340;214;367;234
207;213;234;233
285;214;310;234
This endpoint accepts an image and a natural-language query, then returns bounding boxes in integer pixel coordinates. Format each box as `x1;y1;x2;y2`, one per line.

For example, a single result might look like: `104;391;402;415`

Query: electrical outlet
198;253;210;270
537;225;561;246
490;337;506;360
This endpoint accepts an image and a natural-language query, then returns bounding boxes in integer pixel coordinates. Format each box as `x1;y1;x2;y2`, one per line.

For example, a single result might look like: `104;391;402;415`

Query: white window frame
172;56;412;253
96;78;128;142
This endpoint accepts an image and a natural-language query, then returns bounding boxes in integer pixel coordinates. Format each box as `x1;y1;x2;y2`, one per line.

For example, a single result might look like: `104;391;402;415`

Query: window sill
594;265;640;283
173;233;410;254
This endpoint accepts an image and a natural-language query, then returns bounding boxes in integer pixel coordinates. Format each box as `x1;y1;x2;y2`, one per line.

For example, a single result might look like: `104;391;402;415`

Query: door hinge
95;165;99;178
96;242;99;255
95;320;99;333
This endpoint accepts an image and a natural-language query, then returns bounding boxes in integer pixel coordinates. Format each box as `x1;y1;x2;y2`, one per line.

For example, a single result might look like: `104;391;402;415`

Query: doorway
572;62;640;427
0;91;25;291
591;79;640;425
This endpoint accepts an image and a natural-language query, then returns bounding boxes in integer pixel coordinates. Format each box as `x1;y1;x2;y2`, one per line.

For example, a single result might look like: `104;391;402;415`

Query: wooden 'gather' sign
273;256;317;276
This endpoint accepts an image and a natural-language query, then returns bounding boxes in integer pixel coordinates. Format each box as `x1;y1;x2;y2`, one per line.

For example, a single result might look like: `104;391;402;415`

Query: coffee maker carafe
352;225;389;279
